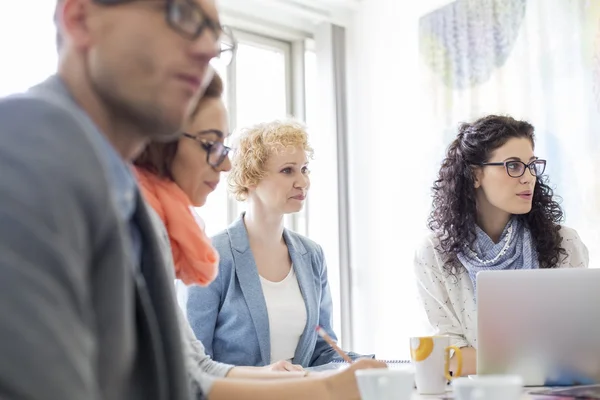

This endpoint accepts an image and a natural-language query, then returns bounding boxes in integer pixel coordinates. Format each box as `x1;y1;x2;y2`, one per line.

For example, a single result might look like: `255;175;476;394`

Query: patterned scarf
457;216;539;299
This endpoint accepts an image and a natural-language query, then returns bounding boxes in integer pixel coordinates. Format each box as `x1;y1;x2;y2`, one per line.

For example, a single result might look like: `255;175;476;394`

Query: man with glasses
0;0;232;399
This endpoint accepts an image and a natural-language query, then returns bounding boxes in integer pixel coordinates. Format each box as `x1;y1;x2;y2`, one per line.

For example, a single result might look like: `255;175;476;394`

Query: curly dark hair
428;115;566;276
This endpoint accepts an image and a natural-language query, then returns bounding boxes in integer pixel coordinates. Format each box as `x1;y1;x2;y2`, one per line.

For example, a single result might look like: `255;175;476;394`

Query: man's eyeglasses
480;159;547;178
164;0;237;66
182;132;230;168
96;0;237;66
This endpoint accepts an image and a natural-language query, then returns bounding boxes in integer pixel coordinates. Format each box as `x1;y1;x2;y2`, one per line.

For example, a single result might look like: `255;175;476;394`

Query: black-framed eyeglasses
100;0;238;65
182;132;230;168
97;0;237;66
164;0;237;66
480;159;547;178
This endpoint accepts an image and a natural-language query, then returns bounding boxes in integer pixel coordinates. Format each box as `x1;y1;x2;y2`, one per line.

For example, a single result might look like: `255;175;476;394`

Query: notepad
332;359;412;369
305;359;411;372
331;359;411;365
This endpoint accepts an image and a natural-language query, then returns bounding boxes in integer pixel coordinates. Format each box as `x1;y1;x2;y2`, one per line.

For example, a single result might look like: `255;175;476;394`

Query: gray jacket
0;76;191;400
148;209;234;394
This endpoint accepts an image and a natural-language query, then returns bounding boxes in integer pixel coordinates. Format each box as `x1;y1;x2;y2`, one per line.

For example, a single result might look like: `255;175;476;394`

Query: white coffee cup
409;336;462;394
355;368;415;400
453;375;523;400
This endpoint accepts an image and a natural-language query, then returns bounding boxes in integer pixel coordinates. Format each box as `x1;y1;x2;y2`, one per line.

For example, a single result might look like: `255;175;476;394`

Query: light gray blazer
0;76;190;400
187;214;368;367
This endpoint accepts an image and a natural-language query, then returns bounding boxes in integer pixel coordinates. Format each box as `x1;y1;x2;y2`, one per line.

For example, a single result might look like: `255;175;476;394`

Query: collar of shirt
95;137;138;223
51;76;138;222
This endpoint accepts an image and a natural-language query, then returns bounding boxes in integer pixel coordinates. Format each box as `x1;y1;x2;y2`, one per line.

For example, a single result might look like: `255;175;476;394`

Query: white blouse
260;267;308;363
414;226;589;349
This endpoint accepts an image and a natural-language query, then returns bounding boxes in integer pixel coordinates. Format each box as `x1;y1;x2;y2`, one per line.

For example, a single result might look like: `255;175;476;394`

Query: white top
260;267;308;363
414;226;589;349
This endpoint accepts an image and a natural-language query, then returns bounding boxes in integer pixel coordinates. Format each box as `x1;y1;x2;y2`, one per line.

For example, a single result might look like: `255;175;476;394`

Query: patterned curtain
420;0;600;265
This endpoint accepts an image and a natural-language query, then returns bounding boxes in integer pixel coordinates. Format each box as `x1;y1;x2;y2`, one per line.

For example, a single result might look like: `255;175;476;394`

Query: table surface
410;387;548;399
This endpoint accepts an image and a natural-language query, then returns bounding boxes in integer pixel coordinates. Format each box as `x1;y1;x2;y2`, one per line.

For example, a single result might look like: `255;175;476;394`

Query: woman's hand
452;347;476;376
265;360;304;372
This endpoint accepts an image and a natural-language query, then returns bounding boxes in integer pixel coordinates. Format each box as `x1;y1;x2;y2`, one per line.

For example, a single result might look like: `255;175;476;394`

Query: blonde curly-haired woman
187;120;368;368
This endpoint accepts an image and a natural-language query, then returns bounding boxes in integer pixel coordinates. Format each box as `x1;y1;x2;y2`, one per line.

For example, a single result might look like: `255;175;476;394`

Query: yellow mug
410;335;463;394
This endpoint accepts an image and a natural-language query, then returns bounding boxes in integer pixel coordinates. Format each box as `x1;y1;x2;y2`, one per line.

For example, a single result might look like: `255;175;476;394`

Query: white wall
0;1;57;97
345;0;453;359
218;0;356;39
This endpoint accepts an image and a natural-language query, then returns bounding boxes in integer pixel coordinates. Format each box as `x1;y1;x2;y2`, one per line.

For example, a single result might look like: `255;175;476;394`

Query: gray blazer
0;76;191;400
148;209;234;394
187;215;367;367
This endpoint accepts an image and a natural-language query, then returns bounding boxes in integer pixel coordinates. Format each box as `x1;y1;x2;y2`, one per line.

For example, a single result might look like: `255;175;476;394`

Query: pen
315;325;353;364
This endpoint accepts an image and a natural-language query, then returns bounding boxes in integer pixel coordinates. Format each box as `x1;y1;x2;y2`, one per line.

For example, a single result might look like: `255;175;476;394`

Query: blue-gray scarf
457;216;539;299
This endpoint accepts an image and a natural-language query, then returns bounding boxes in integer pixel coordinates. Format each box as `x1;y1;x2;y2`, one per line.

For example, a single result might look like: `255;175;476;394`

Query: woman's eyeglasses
480;159;547;178
182;132;230;168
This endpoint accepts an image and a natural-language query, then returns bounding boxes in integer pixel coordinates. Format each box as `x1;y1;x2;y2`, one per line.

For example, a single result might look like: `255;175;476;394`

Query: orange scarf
135;168;219;286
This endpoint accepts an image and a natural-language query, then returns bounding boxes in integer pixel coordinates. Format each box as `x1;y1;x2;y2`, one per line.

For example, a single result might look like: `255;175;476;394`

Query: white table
410;387;546;399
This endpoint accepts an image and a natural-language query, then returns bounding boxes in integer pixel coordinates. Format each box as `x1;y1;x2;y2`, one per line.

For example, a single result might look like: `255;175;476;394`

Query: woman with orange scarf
134;72;384;399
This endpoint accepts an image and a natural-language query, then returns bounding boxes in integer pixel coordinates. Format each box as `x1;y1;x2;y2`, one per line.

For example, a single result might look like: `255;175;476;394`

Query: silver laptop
477;268;600;386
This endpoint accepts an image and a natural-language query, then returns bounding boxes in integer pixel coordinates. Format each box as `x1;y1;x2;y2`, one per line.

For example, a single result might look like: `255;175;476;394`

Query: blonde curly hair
228;119;314;201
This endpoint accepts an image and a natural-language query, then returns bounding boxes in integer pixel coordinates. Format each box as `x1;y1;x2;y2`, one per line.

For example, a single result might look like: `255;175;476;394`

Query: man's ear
60;0;94;51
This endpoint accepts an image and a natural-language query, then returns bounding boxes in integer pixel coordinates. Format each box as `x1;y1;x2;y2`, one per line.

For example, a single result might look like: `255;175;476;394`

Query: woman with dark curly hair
414;115;589;376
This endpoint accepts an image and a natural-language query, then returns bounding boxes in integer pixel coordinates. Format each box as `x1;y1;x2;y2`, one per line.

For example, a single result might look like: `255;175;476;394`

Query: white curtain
0;1;58;97
420;0;600;266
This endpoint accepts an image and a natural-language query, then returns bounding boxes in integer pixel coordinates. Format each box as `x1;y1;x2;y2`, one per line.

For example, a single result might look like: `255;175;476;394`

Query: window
303;45;343;342
235;40;289;127
234;34;290;223
196;63;230;238
195;31;295;233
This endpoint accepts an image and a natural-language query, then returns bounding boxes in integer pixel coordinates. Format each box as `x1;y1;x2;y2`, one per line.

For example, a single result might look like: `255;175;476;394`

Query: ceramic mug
409;335;462;394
